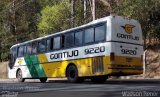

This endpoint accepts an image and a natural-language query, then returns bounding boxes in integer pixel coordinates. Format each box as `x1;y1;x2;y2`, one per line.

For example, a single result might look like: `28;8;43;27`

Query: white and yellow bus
8;15;143;83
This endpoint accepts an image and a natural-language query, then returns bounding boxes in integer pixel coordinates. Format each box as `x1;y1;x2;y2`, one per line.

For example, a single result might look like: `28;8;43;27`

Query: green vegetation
38;0;71;36
0;0;160;61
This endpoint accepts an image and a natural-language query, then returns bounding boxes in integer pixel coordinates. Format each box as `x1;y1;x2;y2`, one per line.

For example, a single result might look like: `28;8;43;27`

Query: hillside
145;45;160;78
120;44;160;79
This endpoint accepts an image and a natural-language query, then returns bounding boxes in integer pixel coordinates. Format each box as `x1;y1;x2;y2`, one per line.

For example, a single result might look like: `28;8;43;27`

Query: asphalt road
0;79;160;97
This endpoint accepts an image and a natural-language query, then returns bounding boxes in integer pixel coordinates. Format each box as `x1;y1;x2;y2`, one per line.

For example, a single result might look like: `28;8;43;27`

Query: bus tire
66;65;84;83
91;75;108;83
16;69;25;82
40;78;47;83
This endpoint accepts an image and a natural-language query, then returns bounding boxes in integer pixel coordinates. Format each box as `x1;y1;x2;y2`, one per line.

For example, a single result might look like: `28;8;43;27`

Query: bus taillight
110;52;115;61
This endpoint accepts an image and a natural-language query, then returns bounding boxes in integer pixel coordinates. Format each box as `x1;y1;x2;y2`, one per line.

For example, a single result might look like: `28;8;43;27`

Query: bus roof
10;15;138;49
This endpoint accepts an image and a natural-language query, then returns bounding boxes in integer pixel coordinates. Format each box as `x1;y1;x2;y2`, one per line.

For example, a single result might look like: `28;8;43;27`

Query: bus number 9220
85;46;105;55
121;49;137;55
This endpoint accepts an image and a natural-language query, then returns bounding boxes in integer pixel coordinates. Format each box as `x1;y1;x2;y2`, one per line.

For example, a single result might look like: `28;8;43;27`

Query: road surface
0;79;160;97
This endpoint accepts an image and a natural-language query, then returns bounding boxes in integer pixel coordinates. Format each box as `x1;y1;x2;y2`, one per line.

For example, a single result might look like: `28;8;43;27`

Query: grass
0;62;8;79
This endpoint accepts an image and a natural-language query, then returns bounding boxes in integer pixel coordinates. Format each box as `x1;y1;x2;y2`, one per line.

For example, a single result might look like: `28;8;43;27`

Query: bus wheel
91;75;108;83
66;65;84;83
16;69;25;82
40;78;47;83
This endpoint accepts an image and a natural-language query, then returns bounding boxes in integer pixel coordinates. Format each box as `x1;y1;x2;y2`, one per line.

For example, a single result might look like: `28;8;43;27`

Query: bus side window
84;27;94;44
38;40;46;53
46;38;53;51
53;37;60;49
32;42;37;54
27;44;32;55
23;45;27;56
95;25;105;42
65;33;74;47
75;31;83;45
17;46;24;57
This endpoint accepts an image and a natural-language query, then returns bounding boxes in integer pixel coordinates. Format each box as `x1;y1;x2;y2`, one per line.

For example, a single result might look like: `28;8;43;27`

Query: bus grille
92;56;104;74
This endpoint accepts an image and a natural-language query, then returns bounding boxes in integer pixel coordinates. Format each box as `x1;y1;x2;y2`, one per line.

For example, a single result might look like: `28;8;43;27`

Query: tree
0;0;42;61
38;0;71;36
118;0;160;48
0;0;12;61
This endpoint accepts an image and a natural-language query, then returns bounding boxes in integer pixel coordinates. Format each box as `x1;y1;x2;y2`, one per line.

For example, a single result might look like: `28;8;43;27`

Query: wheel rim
69;70;76;79
17;71;22;80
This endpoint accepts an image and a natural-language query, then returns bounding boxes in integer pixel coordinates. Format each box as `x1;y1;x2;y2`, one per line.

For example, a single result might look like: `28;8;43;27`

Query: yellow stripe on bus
37;54;143;78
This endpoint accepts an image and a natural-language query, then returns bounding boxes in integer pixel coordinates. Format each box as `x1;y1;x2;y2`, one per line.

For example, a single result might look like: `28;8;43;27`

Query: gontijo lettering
117;33;139;41
50;50;79;59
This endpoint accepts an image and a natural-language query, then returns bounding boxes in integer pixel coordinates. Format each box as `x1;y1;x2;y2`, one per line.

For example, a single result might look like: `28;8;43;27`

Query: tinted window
38;40;46;53
18;46;24;57
9;47;17;69
46;39;52;51
54;37;60;49
84;28;94;43
75;31;83;45
27;44;32;55
32;42;37;54
11;47;17;61
95;25;105;42
23;45;27;56
65;33;74;47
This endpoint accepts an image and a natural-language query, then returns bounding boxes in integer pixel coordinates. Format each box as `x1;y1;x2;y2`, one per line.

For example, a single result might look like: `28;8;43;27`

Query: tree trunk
83;0;87;20
92;0;95;20
71;0;75;27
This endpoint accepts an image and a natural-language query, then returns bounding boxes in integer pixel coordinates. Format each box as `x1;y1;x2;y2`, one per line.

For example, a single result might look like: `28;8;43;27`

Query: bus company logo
121;24;135;34
18;59;23;65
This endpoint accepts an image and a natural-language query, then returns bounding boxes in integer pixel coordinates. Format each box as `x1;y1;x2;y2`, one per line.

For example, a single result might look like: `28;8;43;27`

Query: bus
8;15;143;83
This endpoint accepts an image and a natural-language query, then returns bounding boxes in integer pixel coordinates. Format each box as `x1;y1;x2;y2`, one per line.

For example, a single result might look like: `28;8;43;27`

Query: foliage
38;0;71;36
0;0;160;61
118;0;160;46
